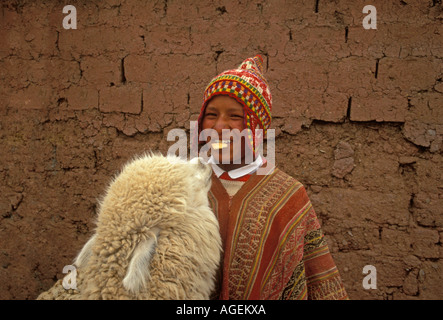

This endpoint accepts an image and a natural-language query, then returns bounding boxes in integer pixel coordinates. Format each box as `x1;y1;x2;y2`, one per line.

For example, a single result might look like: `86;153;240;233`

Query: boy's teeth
212;140;230;150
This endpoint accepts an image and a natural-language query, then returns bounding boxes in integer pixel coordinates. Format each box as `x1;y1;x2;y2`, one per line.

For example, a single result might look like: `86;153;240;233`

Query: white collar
208;155;264;179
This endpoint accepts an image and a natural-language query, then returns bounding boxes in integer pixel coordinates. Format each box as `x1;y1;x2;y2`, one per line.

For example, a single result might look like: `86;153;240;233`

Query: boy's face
201;95;248;165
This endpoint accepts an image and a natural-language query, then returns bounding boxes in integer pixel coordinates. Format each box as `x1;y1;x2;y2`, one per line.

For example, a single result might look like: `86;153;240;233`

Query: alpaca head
94;154;213;227
76;153;219;298
142;154;213;216
119;154;218;297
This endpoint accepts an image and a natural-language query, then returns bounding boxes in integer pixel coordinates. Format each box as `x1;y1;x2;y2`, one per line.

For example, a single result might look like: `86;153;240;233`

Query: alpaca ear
190;157;211;181
123;228;160;295
190;156;203;165
73;234;97;268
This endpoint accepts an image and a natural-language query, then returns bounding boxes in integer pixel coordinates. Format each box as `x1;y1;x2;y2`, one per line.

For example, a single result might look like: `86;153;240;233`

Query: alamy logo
62;5;77;30
362;5;377;30
167;121;275;175
362;265;377;289
62;265;77;290
62;4;378;30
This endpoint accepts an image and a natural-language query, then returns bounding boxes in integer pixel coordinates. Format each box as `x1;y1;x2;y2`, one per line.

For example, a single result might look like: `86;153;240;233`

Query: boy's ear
123;228;160;294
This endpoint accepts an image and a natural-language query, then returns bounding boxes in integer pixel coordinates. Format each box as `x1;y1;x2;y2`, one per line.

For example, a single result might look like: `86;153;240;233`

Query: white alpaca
38;154;221;300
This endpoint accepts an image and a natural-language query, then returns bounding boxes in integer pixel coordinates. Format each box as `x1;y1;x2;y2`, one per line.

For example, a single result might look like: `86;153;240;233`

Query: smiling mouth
211;140;231;150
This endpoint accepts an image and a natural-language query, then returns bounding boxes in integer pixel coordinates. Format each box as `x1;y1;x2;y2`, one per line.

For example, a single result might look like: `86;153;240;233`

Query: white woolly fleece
39;153;222;300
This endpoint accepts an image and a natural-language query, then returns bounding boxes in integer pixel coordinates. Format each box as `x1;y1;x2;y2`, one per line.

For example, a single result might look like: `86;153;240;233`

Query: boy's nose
214;117;229;132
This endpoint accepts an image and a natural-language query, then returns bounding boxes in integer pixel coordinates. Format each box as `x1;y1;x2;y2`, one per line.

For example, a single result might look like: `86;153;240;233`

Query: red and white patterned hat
197;54;272;152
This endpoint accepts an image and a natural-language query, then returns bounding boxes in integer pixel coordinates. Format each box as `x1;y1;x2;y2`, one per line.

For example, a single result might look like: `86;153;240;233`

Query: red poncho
208;165;348;300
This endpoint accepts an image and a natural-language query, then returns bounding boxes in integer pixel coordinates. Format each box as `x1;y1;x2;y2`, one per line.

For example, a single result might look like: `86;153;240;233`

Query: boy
196;55;348;300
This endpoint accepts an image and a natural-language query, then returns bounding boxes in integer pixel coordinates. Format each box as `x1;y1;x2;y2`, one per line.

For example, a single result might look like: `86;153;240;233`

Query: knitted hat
197;54;272;153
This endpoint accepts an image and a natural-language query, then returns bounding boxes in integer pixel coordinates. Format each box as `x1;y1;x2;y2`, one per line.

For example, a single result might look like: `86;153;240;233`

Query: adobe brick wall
0;0;442;300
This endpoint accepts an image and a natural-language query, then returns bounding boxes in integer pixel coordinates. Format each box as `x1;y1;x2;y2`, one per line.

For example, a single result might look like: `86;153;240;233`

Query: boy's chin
211;153;241;165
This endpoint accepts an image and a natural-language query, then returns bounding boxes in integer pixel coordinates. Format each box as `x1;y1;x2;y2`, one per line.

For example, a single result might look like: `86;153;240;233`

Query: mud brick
350;93;408;122
80;56;121;87
377;57;440;93
99;85;142;114
7;85;55;110
311;188;410;227
411;228;440;259
124;55;152;83
63;86;99;110
378;228;412;257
